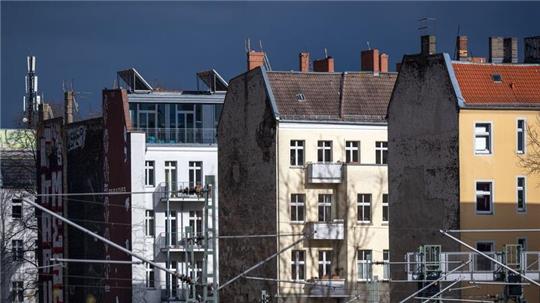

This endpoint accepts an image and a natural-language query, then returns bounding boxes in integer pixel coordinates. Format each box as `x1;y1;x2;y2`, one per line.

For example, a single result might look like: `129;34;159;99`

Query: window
146;263;155;288
12;240;23;261
476;182;493;214
375;141;388;164
357;194;371;223
189;211;203;236
491;74;502;82
382;194;389;223
12;198;22;219
475;242;494;271
358;250;372;281
291;250;305;281
383;250;390;280
290;194;305;223
346;141;360;164
318;250;332;278
145;210;154;236
474;123;492;154
518;238;527;251
166;211;178;244
317;141;332;163
290;140;305;166
165;161;178;193
144;161;155;186
318;194;332;222
517;120;526;154
12;281;23;302
517;177;526;212
189;161;203;188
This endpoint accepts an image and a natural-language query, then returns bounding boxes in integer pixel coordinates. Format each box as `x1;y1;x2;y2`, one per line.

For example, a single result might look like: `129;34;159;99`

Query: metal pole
23;198;190;282
414;297;494;303
166;187;171;301
440;229;540;287
51;258;142;264
399;261;471;303
447;229;540;233
218;234;310;290
422;279;461;303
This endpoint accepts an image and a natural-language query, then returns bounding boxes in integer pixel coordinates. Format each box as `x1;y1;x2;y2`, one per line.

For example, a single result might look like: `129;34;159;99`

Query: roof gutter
443;53;466;108
260;66;280;120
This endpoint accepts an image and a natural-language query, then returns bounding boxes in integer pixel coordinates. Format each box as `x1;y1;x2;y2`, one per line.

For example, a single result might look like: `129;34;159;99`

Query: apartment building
219;51;397;302
0;129;37;303
388;36;540;303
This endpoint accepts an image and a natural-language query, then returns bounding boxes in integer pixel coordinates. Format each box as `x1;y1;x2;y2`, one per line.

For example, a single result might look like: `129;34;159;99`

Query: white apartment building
118;69;225;303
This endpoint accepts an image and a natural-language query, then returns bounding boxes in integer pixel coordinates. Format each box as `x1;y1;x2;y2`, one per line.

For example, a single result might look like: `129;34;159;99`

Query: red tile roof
452;62;540;105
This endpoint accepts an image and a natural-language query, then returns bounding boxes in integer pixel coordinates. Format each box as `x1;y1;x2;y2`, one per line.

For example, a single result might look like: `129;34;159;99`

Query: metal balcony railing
132;127;217;145
305;278;346;297
305;219;345;240
158;182;205;200
157;232;210;251
306;163;343;184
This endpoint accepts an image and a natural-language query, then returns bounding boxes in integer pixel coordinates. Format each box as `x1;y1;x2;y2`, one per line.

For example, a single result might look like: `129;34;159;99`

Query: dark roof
0;150;36;190
266;71;397;122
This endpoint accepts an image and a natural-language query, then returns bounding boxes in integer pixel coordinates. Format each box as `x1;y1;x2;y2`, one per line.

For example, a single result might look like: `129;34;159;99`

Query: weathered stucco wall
218;68;278;302
387;54;461;302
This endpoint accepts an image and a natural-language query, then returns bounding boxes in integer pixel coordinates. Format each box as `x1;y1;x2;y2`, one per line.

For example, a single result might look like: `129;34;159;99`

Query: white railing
158;182;205;200
306;278;346;297
306;219;344;240
132;127;217;145
306;163;343;183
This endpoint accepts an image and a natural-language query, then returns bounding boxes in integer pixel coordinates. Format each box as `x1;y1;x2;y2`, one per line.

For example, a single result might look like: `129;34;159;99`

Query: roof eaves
444;53;466;108
260;66;280;120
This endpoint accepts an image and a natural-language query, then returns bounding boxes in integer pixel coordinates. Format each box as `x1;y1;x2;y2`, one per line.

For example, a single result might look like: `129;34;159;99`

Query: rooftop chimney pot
361;49;380;74
421;35;437;55
456;36;469;61
313;57;334;72
524;36;540;63
299;52;310;72
247;51;265;71
489;37;504;63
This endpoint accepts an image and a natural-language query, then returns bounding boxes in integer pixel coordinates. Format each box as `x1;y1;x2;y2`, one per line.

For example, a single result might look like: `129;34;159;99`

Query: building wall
276;122;390;302
459;109;540;303
218;68;278;302
388;54;461;302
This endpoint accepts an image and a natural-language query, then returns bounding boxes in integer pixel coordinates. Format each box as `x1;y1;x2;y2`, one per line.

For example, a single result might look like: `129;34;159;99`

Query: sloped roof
452;62;540;106
266;71;397;122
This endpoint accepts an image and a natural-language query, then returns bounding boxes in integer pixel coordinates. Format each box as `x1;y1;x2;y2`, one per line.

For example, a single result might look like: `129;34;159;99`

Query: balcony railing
305;278;346;297
306;163;343;184
306;219;344;240
157;232;210;251
131;127;217;145
158;182;205;201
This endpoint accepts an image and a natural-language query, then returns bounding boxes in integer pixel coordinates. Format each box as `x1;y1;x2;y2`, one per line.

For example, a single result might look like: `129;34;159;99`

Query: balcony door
138;104;157;142
176;105;195;143
165;211;177;245
165;161;178;195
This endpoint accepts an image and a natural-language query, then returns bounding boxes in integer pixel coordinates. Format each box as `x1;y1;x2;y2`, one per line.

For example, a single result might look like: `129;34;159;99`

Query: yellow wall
459;109;540;302
276;122;389;299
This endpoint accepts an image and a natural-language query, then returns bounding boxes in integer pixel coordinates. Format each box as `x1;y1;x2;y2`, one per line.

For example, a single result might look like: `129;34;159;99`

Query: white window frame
474;122;492;155
165;161;178;193
516;119;526;154
517;176;526;213
146;263;155;288
475;180;494;215
145;210;154;237
290;194;305;223
382;194;389;223
346;141;360;164
375;141;388;165
188;161;203;187
290;140;305;167
12;281;24;302
383;250;390;281
12;239;23;261
291;250;305;281
318;194;332;222
318;250;332;278
357;194;372;224
357;250;372;281
189;210;203;235
317;140;333;163
145;160;155;187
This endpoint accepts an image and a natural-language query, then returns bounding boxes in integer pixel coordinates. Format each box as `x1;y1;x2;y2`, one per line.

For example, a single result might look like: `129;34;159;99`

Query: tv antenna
417;17;437;35
366;41;371;50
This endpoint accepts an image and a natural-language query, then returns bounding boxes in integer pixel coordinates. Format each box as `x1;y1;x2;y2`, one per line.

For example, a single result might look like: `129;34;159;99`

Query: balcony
305;278;347;297
306;220;344;240
158;182;205;202
157;232;210;252
132;128;216;145
306;163;343;184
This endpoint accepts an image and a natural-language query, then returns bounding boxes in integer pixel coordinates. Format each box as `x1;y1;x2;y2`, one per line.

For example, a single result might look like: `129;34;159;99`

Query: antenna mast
23;55;41;128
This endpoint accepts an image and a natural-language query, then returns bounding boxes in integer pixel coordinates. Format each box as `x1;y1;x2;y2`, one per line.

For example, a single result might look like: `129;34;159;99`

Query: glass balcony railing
131;128;217;145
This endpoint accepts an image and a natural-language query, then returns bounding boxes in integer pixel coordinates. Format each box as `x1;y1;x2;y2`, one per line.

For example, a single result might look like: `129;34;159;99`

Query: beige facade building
219;52;396;303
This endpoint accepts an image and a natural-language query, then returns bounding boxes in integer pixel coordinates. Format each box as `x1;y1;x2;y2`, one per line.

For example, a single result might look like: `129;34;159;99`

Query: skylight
491;74;502;82
296;93;306;102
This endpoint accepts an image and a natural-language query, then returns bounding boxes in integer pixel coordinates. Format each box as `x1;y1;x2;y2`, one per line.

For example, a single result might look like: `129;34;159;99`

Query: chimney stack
299;52;310;72
64;90;74;124
503;37;518;63
524;36;540;63
361;49;380;74
247;50;265;71
421;35;436;55
456;36;469;61
489;37;504;63
379;53;389;73
313;57;334;72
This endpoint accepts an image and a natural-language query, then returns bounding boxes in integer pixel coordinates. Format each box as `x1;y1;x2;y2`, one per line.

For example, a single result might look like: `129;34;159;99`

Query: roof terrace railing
131;127;217;145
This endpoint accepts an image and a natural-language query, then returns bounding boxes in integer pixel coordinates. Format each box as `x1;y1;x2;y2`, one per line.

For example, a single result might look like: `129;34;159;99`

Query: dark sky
2;1;539;128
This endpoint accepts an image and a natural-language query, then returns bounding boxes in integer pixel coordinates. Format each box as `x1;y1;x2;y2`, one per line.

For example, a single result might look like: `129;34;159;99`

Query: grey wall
218;68;278;302
387;54;461;302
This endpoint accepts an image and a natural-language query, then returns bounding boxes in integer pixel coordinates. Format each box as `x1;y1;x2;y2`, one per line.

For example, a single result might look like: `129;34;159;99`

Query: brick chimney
247;50;265;71
380;53;389;73
361;49;380;73
524;36;540;63
456;36;468;61
503;37;518;63
299;52;310;72
421;35;436;55
489;37;504;63
64;90;74;124
313;57;334;72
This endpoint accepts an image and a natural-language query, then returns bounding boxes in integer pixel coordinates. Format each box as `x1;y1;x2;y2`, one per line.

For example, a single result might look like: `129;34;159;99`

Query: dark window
517;177;526;212
290;194;305;222
290;140;305;166
476;242;494;271
382;194;389;223
476;182;493;214
317;141;332;163
376;141;388;164
318;250;332;278
12;281;24;302
146;263;155;288
145;161;155;186
291;250;305;280
517;120;525;154
189;161;203;188
318;194;332;222
357;194;372;223
346;141;360;163
12;198;22;219
145;210;155;236
12;240;23;261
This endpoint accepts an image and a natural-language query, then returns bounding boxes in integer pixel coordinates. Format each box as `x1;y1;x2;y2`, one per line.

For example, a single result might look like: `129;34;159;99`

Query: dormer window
296;93;305;102
491;74;502;82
